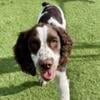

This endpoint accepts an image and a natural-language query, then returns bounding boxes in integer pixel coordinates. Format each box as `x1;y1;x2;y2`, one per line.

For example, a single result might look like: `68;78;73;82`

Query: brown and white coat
14;2;73;100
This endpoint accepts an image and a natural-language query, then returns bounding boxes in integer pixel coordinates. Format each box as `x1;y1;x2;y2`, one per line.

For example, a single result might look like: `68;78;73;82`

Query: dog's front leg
57;71;70;100
39;77;47;86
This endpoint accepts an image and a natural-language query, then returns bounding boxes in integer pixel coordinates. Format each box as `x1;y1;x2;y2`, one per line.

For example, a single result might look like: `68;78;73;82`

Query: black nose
39;58;53;69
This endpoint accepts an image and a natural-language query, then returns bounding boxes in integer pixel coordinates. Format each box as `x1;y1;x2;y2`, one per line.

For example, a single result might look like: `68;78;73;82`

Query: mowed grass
0;0;100;100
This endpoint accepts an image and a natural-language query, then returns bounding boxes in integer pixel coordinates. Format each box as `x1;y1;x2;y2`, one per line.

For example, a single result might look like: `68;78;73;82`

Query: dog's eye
48;38;58;50
30;39;40;54
51;39;58;43
50;39;58;46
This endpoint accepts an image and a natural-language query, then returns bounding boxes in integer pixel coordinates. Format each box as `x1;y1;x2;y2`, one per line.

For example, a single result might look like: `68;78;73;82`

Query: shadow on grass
0;57;40;96
0;81;40;96
74;42;100;49
71;54;100;60
70;42;100;60
0;57;20;74
55;0;95;4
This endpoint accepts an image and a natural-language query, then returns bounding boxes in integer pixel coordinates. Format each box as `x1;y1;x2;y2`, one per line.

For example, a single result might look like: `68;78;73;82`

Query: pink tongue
42;70;55;80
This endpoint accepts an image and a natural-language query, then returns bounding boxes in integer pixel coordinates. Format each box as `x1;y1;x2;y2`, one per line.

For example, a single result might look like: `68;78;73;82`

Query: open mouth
41;69;56;81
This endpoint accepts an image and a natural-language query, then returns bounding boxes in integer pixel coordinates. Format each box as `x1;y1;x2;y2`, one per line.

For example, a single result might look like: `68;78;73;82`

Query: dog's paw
39;78;47;86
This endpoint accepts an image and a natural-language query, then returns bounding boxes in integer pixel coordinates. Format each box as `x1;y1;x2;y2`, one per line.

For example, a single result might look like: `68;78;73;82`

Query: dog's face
14;23;72;81
28;24;61;81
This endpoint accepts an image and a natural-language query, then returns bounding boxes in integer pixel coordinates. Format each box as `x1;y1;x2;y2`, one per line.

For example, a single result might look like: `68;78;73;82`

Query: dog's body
14;2;72;100
38;2;66;29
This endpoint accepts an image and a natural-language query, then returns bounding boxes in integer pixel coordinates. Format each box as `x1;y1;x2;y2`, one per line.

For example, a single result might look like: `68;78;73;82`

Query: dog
14;2;73;100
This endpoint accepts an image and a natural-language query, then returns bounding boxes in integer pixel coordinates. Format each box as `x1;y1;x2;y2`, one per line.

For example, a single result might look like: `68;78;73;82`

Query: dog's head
14;23;72;81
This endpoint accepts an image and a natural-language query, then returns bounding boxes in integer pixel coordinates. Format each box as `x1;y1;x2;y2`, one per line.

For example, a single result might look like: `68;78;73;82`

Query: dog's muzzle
38;58;56;81
39;58;53;70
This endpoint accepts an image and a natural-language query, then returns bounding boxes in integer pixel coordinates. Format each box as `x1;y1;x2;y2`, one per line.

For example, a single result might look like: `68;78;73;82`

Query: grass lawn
0;0;100;100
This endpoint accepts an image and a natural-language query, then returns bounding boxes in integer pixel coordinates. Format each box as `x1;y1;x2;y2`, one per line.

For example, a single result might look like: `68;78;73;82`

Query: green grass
0;0;100;100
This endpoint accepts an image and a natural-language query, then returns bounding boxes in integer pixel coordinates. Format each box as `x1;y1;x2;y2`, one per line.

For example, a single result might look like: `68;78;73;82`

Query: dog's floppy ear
13;30;36;76
53;26;73;68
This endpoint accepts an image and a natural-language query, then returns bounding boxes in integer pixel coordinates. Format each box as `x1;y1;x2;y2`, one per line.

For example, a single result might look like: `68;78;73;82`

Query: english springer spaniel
14;2;73;100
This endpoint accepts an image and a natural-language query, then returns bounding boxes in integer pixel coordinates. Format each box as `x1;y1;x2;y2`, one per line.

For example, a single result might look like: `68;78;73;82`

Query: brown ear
13;30;36;76
53;27;73;68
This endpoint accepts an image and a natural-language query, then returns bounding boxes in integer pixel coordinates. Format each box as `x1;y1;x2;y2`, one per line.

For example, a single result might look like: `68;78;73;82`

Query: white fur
56;71;70;100
48;5;66;30
56;5;66;29
38;4;66;30
48;17;65;30
33;4;70;100
31;25;60;70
